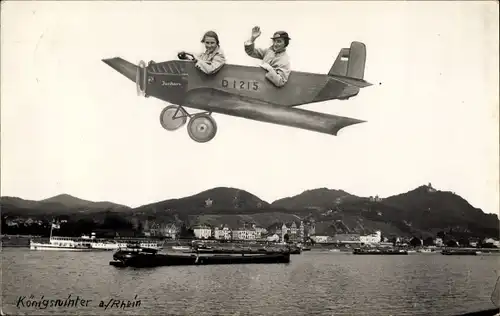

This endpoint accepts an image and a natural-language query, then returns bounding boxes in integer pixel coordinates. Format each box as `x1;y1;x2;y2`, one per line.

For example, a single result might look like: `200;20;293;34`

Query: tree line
1;214;200;239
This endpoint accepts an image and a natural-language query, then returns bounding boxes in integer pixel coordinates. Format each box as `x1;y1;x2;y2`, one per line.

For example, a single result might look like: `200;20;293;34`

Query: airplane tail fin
328;42;371;87
329;41;366;79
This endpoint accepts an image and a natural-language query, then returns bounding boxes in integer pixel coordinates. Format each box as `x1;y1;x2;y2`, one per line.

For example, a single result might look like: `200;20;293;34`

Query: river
1;248;499;316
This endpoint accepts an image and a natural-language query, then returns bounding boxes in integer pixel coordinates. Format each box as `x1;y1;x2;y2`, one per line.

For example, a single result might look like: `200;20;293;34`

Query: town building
360;231;382;244
434;238;444;247
232;228;257;241
484;238;500;247
193;225;212;239
332;234;361;243
214;225;232;240
310;235;329;243
266;234;280;242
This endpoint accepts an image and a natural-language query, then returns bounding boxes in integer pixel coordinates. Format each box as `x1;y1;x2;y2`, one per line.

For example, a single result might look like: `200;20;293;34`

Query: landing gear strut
159;105;217;143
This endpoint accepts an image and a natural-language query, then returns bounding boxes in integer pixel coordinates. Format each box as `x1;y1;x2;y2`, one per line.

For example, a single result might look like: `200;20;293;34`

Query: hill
380;185;499;237
0;194;130;216
303;184;499;238
133;187;270;214
40;194;126;209
130;187;286;227
271;188;360;210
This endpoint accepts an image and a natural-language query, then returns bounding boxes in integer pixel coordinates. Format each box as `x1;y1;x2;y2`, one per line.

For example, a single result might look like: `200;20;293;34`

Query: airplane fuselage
144;60;360;111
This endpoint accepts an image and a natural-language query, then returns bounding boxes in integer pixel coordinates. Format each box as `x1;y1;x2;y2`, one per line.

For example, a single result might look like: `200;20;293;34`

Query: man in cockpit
244;26;291;88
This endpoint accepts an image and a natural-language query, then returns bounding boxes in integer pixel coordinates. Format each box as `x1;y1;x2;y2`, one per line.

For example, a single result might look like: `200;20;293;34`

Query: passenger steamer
30;224;163;251
30;223;93;251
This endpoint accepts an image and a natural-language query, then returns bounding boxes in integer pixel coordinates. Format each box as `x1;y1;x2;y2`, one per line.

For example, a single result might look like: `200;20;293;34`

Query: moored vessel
171;245;193;252
441;249;479;256
30;223;94;251
30;236;94;251
109;246;291;268
353;247;408;255
417;247;436;253
30;224;164;251
114;239;163;251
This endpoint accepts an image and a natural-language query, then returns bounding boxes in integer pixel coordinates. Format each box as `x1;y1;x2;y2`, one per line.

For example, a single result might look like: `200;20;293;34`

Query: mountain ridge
1;185;498;238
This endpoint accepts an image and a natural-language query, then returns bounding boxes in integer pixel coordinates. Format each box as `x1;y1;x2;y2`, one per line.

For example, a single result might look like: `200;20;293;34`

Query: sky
1;1;499;215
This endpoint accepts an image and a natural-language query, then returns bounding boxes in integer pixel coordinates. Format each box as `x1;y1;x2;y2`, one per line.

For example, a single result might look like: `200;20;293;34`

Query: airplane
102;41;373;143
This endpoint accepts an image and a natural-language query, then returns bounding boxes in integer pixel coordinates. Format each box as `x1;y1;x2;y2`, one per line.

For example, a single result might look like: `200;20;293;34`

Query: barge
184;242;301;255
109;246;291;268
353;248;408;255
441;249;479;256
194;248;289;254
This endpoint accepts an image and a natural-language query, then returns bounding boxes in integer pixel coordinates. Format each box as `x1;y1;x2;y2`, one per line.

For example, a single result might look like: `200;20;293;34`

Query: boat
109;247;291;268
30;236;94;251
80;233;120;250
441;249;479;256
172;245;192;251
301;246;312;251
114;239;163;251
171;245;193;252
30;225;163;251
194;247;290;254
476;250;500;256
296;243;311;251
417;248;435;253
30;224;94;251
85;238;162;251
288;244;302;254
352;248;408;255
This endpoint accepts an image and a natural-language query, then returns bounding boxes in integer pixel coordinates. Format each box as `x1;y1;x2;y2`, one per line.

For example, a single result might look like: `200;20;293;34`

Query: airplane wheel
187;113;217;143
159;105;187;131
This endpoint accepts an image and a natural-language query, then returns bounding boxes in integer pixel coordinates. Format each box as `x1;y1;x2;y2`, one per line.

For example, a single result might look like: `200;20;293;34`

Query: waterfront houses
6;213;499;248
266;234;280;242
360;231;382;244
232;228;257;241
175;221;317;242
193;225;212;239
130;220;274;242
484;238;500;247
311;235;330;243
196;224;268;241
214;225;232;240
143;222;179;239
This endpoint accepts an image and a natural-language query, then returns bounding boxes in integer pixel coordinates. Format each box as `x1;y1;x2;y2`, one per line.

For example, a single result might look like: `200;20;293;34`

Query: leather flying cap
271;31;291;40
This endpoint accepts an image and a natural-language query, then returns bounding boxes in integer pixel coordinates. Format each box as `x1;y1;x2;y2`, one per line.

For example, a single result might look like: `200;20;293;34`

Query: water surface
2;249;499;316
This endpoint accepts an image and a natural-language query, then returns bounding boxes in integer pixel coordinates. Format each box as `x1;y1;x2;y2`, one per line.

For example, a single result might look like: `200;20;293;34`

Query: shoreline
2;235;499;254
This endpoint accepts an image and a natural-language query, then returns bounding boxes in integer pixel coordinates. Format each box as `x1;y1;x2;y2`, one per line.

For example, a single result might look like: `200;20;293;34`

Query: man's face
272;38;286;51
